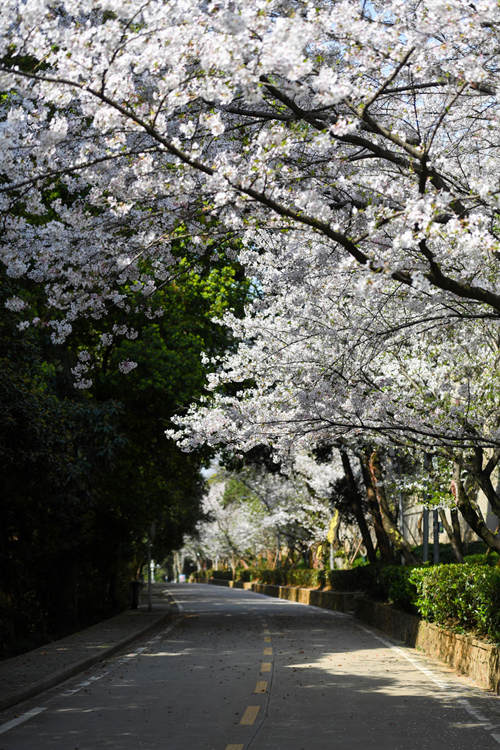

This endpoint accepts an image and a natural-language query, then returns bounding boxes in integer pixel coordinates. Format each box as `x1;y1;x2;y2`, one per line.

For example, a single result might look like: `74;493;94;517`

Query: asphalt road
1;583;499;750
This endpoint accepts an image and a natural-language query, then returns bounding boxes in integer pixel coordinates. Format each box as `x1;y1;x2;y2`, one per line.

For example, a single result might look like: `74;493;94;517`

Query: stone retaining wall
204;577;500;693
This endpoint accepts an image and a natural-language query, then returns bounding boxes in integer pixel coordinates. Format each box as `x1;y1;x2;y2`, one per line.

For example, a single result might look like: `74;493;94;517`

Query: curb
0;609;177;712
203;579;500;694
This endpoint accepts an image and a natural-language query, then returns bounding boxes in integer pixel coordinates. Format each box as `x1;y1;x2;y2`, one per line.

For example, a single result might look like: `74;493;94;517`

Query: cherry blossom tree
1;1;498;323
172;234;500;551
187;480;265;571
1;1;499;549
184;459;336;570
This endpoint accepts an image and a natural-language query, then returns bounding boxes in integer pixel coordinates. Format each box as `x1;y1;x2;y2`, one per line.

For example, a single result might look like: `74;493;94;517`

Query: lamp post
147;521;156;612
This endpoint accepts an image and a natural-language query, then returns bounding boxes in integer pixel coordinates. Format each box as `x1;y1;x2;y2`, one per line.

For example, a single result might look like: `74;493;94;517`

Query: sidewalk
0;584;178;712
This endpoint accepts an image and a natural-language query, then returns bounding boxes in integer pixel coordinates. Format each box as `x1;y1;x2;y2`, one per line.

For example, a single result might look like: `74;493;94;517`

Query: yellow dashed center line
255;680;268;694
225;629;274;747
240;705;260;725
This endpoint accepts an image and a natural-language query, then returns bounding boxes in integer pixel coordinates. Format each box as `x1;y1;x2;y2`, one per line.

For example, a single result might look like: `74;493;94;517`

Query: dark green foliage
462;552;499;567
0;316;129;654
220;565;380;592
209;560;500;642
210;569;234;580
0;243;248;656
0;276;134;655
410;565;500;642
234;567;326;587
376;566;418;613
189;569;233;582
234;568;254;582
326;566;378;593
90;255;247;565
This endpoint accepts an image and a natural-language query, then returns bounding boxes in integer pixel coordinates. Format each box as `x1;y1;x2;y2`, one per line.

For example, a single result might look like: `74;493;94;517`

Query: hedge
463;552;500;567
235;567;326;587
350;563;500;640
189;568;233;583
410;564;500;642
192;562;500;642
376;566;418;612
234;565;379;590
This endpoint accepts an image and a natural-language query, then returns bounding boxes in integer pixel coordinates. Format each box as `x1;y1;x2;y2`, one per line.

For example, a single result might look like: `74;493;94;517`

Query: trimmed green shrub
410;564;500;642
239;566;378;589
189;568;233;583
235;567;326;587
254;568;282;585
234;567;274;584
463;552;499;567
196;560;500;642
210;569;233;580
378;566;418;613
234;568;254;582
327;565;378;592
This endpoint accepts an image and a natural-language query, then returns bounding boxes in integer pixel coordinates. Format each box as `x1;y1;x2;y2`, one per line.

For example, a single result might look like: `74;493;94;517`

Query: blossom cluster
0;1;498;469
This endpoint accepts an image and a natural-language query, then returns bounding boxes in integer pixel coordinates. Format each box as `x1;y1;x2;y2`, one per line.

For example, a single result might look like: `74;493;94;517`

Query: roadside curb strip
0;610;176;712
204;578;500;694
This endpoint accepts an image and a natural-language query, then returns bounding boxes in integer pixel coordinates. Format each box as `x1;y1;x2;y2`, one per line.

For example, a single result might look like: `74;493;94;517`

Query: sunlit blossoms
182;461;336;567
1;1;499;549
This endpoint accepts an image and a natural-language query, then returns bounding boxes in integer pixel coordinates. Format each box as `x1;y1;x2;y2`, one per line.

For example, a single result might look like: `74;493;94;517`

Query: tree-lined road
1;584;499;750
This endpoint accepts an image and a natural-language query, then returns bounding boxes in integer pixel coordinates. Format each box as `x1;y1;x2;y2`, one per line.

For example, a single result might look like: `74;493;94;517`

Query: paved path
0;584;499;750
0;584;175;711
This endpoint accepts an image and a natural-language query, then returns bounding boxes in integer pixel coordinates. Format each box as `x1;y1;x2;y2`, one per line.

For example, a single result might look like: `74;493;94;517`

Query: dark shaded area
0;247;247;657
3;585;497;750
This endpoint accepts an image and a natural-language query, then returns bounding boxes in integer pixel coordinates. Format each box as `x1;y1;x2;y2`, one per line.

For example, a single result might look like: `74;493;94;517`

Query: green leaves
410;564;500;641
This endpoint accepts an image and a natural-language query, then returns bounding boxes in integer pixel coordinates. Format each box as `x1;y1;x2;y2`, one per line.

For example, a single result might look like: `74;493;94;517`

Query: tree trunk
451;508;464;557
359;451;394;563
340;450;377;563
367;449;417;565
438;509;463;563
471;447;500;518
452;458;500;553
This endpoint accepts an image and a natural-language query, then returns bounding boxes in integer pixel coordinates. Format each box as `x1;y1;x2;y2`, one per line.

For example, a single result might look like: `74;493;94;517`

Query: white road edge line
164;587;184;613
0;707;47;735
354;622;500;744
238;594;500;745
0;594;184;737
163;586;500;745
60;671;108;697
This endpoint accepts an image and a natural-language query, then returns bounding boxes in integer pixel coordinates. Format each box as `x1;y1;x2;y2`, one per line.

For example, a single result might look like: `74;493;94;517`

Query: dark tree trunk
453;458;500;553
438;508;463;563
340;450;377;564
367;449;417;565
358;451;395;563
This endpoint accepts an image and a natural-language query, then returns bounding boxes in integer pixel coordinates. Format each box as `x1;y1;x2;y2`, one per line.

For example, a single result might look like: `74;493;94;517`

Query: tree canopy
0;1;499;558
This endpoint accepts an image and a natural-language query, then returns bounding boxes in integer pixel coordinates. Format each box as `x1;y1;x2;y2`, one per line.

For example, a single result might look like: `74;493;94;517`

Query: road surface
1;583;499;749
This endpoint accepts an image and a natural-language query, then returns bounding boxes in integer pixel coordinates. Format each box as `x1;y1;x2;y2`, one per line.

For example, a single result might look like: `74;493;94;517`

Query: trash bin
130;580;142;609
